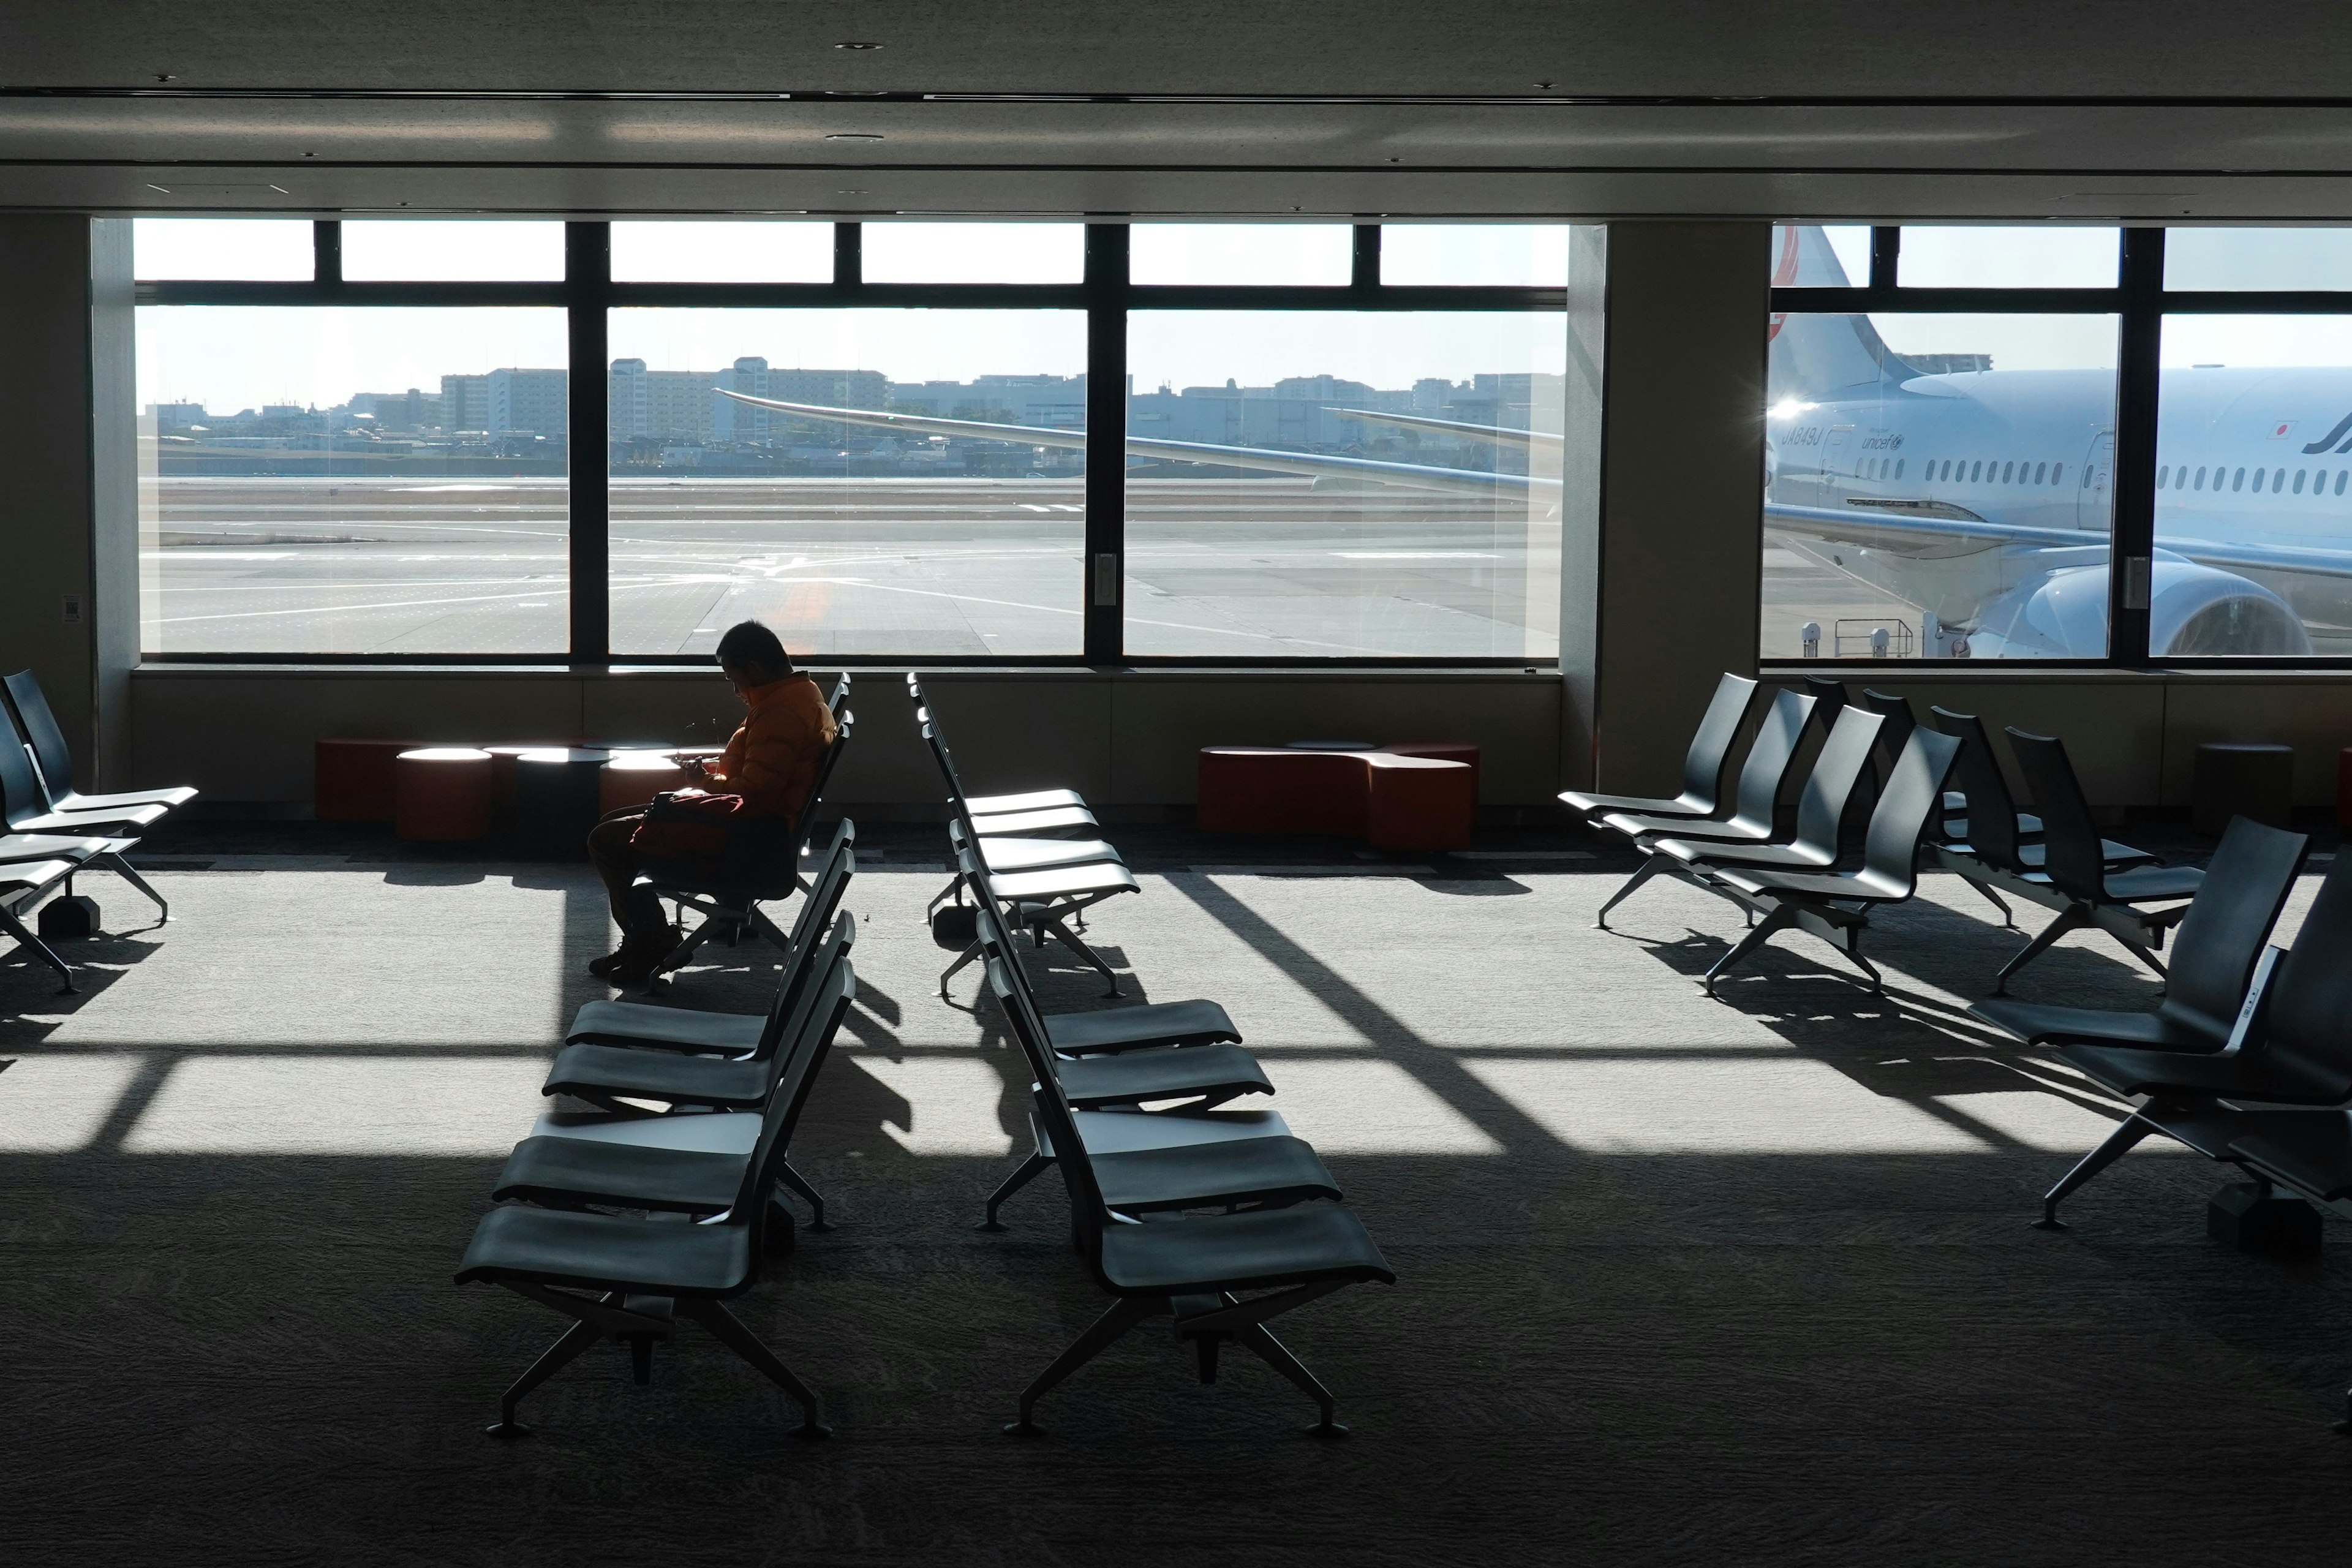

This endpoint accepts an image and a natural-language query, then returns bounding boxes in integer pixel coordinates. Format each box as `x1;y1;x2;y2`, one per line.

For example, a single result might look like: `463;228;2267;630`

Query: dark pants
587;806;669;945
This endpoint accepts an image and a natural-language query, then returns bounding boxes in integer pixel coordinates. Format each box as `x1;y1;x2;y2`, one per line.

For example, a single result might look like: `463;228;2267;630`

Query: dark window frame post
2109;227;2165;668
1084;224;1129;665
567;221;611;668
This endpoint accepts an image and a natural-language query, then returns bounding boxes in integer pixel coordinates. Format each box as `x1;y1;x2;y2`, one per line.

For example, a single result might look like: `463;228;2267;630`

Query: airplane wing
1771;499;2352;580
1325;407;1560;453
715;390;1544;500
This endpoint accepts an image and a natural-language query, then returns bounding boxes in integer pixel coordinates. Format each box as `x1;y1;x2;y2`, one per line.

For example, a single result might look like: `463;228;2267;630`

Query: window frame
135;219;1570;669
1768;223;2352;672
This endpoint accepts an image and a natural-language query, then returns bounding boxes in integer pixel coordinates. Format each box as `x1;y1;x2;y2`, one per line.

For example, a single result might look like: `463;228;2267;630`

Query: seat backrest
1856;688;1914;790
1;670;74;807
1800;676;1849;731
789;709;853;853
825;672;852;720
737;929;858;1257
2004;729;2108;902
750;825;858;1057
1724;688;1817;831
985;951;1114;1256
921;721;980;835
2250;856;2352;1092
1859;726;1962;889
0;707;55;829
1790;706;1885;854
1678;673;1763;808
2161;817;2309;1042
1931;707;2026;870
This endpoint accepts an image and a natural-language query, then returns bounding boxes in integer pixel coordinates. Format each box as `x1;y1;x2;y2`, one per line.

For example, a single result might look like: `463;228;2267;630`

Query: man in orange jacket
586;619;839;984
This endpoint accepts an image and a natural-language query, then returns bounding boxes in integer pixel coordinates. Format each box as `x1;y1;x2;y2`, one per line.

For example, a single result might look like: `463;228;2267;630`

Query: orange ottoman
1362;753;1476;853
1199;748;1371;837
394;748;494;841
600;752;689;815
315;737;422;821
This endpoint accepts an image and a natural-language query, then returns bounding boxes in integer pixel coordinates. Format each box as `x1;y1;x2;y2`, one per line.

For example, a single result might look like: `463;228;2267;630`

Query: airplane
722;233;2352;660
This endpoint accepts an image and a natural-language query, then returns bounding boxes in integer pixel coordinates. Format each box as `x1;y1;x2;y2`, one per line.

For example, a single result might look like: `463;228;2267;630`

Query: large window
1769;223;2352;665
606;308;1087;657
134;218;1578;665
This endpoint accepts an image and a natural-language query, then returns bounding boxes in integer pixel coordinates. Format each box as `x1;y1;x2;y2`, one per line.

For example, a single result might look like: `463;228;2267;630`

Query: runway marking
152;586;575;625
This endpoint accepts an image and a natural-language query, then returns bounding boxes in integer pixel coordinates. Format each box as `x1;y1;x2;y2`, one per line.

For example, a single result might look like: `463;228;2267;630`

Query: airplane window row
1859;458;2070;487
2156;464;2351;496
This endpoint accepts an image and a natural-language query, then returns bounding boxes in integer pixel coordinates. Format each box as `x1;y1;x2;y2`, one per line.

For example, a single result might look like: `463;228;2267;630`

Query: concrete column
1559;221;1771;795
0;216;137;790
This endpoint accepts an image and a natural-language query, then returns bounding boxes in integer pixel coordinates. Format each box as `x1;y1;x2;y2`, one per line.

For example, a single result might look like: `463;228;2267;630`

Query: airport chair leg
1702;905;1795;997
939;939;984;998
679;1299;830;1439
1042;917;1120;997
1594;853;1672;930
2110;925;2171;987
488;1316;606;1438
1005;1296;1156;1436
2034;1110;2155;1231
97;853;168;923
979;1150;1054;1232
1991;905;2089;996
1962;876;2014;928
0;905;75;993
1238;1323;1347;1437
775;1160;830;1231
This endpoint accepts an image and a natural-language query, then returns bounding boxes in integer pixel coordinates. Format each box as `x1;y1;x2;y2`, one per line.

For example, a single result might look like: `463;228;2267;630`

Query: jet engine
1964;555;2311;658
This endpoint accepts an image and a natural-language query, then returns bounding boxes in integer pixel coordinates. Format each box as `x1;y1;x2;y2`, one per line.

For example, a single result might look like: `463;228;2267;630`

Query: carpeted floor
3;833;2350;1566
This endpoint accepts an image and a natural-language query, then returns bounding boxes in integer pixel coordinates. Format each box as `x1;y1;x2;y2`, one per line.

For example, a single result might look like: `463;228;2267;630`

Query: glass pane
2165;228;2352;291
1130;225;1353;287
1379;225;1567;287
341;220;565;281
861;223;1083;284
1898;226;2119;288
606;308;1086;657
135;306;570;654
133;219;314;281
1770;224;1871;288
1124;311;1566;657
2155;315;2352;655
1762;301;2119;660
612;221;834;283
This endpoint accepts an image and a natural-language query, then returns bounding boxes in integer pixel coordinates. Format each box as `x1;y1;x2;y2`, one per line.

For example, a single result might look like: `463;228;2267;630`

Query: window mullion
567;221;612;668
1084;224;1129;665
2111;227;2165;668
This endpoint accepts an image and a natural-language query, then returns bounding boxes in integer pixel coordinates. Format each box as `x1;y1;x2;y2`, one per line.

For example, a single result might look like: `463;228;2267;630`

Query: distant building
710;358;888;442
609;358;717;444
440;373;490;433
889;374;1088;429
488;368;568;437
349;388;440;433
148;402;207;432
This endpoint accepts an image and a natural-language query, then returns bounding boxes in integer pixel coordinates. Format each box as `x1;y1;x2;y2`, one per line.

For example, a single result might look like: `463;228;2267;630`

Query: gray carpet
3;850;2351;1566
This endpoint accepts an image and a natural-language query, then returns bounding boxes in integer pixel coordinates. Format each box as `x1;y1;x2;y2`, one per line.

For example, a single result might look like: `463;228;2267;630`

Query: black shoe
587;946;635;978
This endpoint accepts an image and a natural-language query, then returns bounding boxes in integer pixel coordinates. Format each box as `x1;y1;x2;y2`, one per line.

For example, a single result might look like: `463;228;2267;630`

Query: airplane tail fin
1768;225;1912;400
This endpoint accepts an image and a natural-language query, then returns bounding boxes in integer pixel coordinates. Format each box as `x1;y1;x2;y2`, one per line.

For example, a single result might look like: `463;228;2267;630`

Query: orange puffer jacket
706;673;837;822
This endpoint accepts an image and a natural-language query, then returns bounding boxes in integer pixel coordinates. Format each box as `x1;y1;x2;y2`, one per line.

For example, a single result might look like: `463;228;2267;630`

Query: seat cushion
1046;997;1242;1054
1098;1203;1395;1294
1057;1044;1272;1108
1599;809;1771;843
2103;864;2204;903
1092;1135;1338;1212
492;1135;746;1213
2056;1041;2346;1103
1970;998;2225;1053
544;1043;770;1107
970;805;1100;837
968;788;1087;816
12;801;168;835
1559;788;1709;819
2228;1110;2352;1201
59;786;197;812
455;1204;753;1296
566;998;768;1055
979;837;1123;873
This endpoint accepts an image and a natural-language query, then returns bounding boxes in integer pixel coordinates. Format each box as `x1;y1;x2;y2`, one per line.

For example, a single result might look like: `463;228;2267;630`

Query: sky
132;219;1575;410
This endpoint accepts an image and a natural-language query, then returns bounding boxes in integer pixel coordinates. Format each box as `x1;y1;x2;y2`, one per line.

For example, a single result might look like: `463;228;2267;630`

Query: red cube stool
394;748;494;842
600;752;689;815
314;737;422;821
1199;743;1478;853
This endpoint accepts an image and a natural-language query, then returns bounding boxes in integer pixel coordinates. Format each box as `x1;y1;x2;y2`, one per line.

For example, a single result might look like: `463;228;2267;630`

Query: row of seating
921;690;1396;1434
455;825;864;1436
0;668;192;992
1562;673;2203;997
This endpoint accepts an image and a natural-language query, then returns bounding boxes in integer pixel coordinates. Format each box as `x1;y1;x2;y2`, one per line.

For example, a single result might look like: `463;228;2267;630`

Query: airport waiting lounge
17;8;2352;1565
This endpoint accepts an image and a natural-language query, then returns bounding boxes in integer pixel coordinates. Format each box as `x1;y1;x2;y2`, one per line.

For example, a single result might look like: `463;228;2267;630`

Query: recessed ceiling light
824;132;884;140
154;74;178;83
1534;80;1556;89
836;189;871;195
834;40;883;50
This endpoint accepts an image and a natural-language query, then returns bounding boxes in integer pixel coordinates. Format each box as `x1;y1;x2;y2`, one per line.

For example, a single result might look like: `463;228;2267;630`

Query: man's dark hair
715;619;791;682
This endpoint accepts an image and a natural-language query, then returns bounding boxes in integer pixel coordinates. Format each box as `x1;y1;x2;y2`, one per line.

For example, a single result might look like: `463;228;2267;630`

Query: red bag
628;790;747;860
